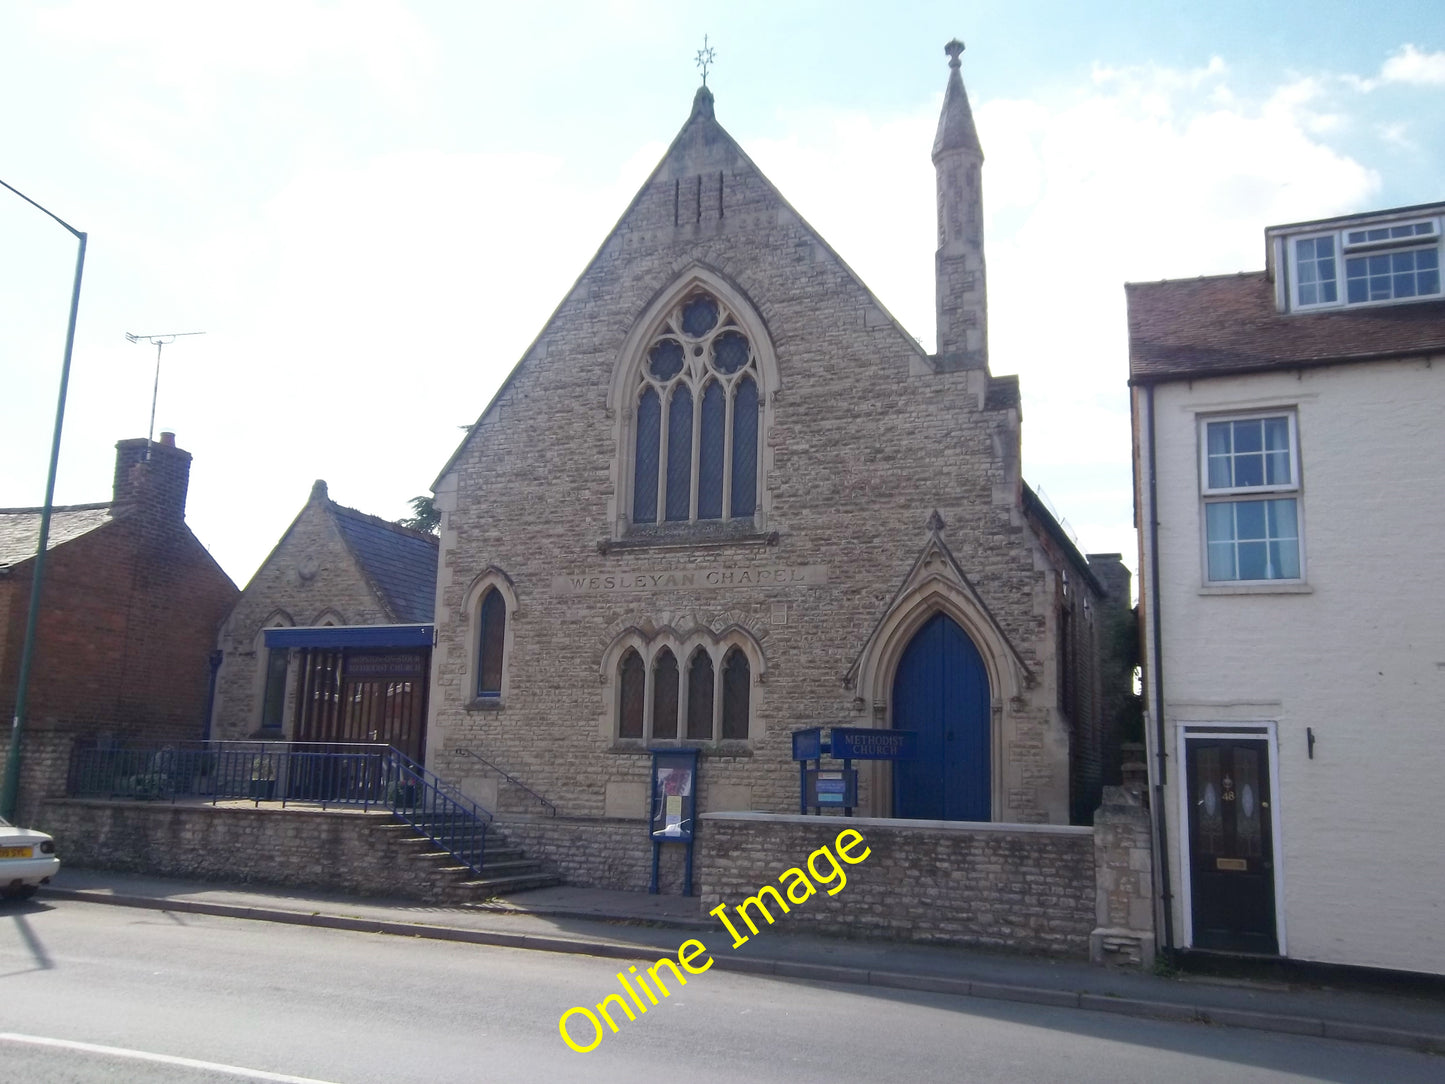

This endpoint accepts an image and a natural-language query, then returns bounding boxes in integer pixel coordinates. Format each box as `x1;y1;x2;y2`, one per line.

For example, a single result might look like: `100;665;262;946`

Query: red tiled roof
1127;272;1445;382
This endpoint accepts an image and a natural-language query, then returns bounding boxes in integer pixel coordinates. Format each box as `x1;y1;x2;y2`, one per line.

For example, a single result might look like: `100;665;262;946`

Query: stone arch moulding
461;566;518;708
596;622;767;743
848;532;1032;717
597;623;768;683
251;608;294;643
312;608;346;627
605;264;781;535
849;562;1024;821
606;264;781;414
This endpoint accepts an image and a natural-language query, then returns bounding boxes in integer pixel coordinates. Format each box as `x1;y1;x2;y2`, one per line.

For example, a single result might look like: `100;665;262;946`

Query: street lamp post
0;179;87;823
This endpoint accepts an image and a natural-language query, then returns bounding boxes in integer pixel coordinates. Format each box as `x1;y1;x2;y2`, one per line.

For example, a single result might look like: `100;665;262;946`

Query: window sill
465;697;505;712
1198;582;1313;596
600;527;778;555
608;740;753;757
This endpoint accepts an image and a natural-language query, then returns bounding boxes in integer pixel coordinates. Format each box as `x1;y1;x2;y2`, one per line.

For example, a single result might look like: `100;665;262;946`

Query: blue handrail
65;740;494;876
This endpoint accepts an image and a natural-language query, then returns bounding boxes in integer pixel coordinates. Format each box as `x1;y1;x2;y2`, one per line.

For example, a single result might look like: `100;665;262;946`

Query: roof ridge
0;500;115;515
327;499;438;546
1125;270;1267;288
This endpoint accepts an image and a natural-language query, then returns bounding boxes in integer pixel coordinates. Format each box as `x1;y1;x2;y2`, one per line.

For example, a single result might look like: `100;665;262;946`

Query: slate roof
1127;272;1445;383
329;504;439;624
0;503;115;568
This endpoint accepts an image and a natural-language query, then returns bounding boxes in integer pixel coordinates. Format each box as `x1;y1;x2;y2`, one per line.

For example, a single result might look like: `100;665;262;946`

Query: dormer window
1288;215;1441;311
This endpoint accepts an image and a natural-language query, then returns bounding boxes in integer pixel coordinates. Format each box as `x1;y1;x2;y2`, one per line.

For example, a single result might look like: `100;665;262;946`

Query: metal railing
66;740;493;875
454;747;557;816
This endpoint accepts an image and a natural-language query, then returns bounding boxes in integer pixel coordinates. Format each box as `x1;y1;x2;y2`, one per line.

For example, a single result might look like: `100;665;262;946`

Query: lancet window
611;636;755;743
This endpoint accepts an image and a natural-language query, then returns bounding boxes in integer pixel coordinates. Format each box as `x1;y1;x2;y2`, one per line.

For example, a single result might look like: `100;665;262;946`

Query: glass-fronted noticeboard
648;748;699;843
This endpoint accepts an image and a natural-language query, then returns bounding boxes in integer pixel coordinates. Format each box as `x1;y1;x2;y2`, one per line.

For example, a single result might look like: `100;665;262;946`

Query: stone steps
372;817;560;903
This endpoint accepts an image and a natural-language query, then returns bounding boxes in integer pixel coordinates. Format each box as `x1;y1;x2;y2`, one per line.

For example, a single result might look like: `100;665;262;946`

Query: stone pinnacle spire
933;39;983;162
933;38;987;370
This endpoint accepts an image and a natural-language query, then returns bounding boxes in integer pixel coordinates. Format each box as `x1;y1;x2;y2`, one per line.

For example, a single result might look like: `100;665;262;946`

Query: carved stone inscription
553;565;828;595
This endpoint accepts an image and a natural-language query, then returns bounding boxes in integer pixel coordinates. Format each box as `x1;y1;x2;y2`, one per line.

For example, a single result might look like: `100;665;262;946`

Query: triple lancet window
1200;413;1302;582
616;641;752;743
631;291;760;526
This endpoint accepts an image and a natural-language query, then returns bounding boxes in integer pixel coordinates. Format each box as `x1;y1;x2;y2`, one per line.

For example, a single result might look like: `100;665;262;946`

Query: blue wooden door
892;613;991;820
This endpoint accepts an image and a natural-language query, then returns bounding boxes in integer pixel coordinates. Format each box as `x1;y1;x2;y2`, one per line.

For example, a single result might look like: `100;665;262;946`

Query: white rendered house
1129;201;1445;974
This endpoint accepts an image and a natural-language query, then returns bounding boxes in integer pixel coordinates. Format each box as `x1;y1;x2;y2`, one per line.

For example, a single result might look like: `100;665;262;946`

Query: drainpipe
1145;382;1176;953
201;650;222;742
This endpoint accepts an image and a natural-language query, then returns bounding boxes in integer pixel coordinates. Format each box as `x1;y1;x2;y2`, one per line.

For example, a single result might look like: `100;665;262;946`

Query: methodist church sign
831;728;918;761
553;565;828;594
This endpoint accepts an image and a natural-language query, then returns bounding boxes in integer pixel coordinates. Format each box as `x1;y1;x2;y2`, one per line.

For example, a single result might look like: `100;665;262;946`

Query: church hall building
425;43;1131;893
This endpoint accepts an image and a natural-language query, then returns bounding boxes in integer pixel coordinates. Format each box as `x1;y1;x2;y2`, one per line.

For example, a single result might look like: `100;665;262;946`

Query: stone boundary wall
493;814;690;894
699;813;1096;957
38;799;459;903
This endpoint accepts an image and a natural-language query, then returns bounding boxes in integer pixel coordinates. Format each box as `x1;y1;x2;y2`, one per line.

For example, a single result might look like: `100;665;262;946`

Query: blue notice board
791;727;825;761
830;727;918;761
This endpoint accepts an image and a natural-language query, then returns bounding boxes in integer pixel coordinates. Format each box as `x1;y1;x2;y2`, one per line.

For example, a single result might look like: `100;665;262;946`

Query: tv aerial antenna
125;330;206;448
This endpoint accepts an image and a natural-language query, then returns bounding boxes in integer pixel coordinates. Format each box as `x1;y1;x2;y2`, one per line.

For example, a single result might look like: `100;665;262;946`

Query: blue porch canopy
263;624;434;649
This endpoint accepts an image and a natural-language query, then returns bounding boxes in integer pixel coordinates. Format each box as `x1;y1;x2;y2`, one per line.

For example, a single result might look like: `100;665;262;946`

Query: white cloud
1380;44;1445;86
711;57;1383;559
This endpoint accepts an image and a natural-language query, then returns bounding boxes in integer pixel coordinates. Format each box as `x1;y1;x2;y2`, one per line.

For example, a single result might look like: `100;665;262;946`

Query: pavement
33;869;1445;1057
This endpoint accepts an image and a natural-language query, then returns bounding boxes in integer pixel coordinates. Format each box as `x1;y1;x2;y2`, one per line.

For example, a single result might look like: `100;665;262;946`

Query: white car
0;816;60;900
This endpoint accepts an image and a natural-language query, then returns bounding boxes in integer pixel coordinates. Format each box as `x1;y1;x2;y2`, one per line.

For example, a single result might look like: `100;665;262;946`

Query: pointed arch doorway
892;612;991;821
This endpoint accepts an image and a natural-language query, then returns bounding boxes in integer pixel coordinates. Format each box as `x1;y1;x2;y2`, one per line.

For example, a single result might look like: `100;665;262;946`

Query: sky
2;1;1442;588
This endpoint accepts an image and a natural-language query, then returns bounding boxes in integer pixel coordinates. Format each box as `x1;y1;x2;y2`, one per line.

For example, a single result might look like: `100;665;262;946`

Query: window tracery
631;291;760;527
608;632;757;744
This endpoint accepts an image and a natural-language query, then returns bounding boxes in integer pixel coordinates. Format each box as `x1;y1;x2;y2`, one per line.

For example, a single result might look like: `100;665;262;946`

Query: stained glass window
731;376;758;517
687;649;714;739
681;296;719;337
634;388;660;523
652;649;679;739
616;640;754;743
619;650;645;739
698;381;726;519
722;648;750;740
477;588;505;698
713;330;750;374
666;386;693;521
630;289;762;527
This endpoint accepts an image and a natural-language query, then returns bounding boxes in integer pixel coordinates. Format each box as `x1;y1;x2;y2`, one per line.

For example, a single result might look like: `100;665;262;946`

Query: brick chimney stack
113;433;192;523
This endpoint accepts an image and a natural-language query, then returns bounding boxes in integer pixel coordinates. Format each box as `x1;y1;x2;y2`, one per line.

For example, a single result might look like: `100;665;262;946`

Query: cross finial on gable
696;34;717;86
927;509;947;534
944;39;964;69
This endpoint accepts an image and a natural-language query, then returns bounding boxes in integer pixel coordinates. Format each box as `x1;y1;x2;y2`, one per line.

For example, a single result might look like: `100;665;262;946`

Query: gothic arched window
610;635;759;744
652;649;679;740
632;291;760;526
722;647;751;740
476;587;506;699
618;649;645;739
686;648;714;739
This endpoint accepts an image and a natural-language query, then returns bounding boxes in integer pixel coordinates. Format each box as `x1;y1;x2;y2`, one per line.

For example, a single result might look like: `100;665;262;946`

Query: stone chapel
425;43;1131;888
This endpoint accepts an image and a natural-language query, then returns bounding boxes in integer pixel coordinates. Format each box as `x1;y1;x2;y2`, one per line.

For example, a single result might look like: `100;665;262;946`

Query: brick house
1130;200;1445;974
422;44;1132;891
0;434;239;825
210;480;438;762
